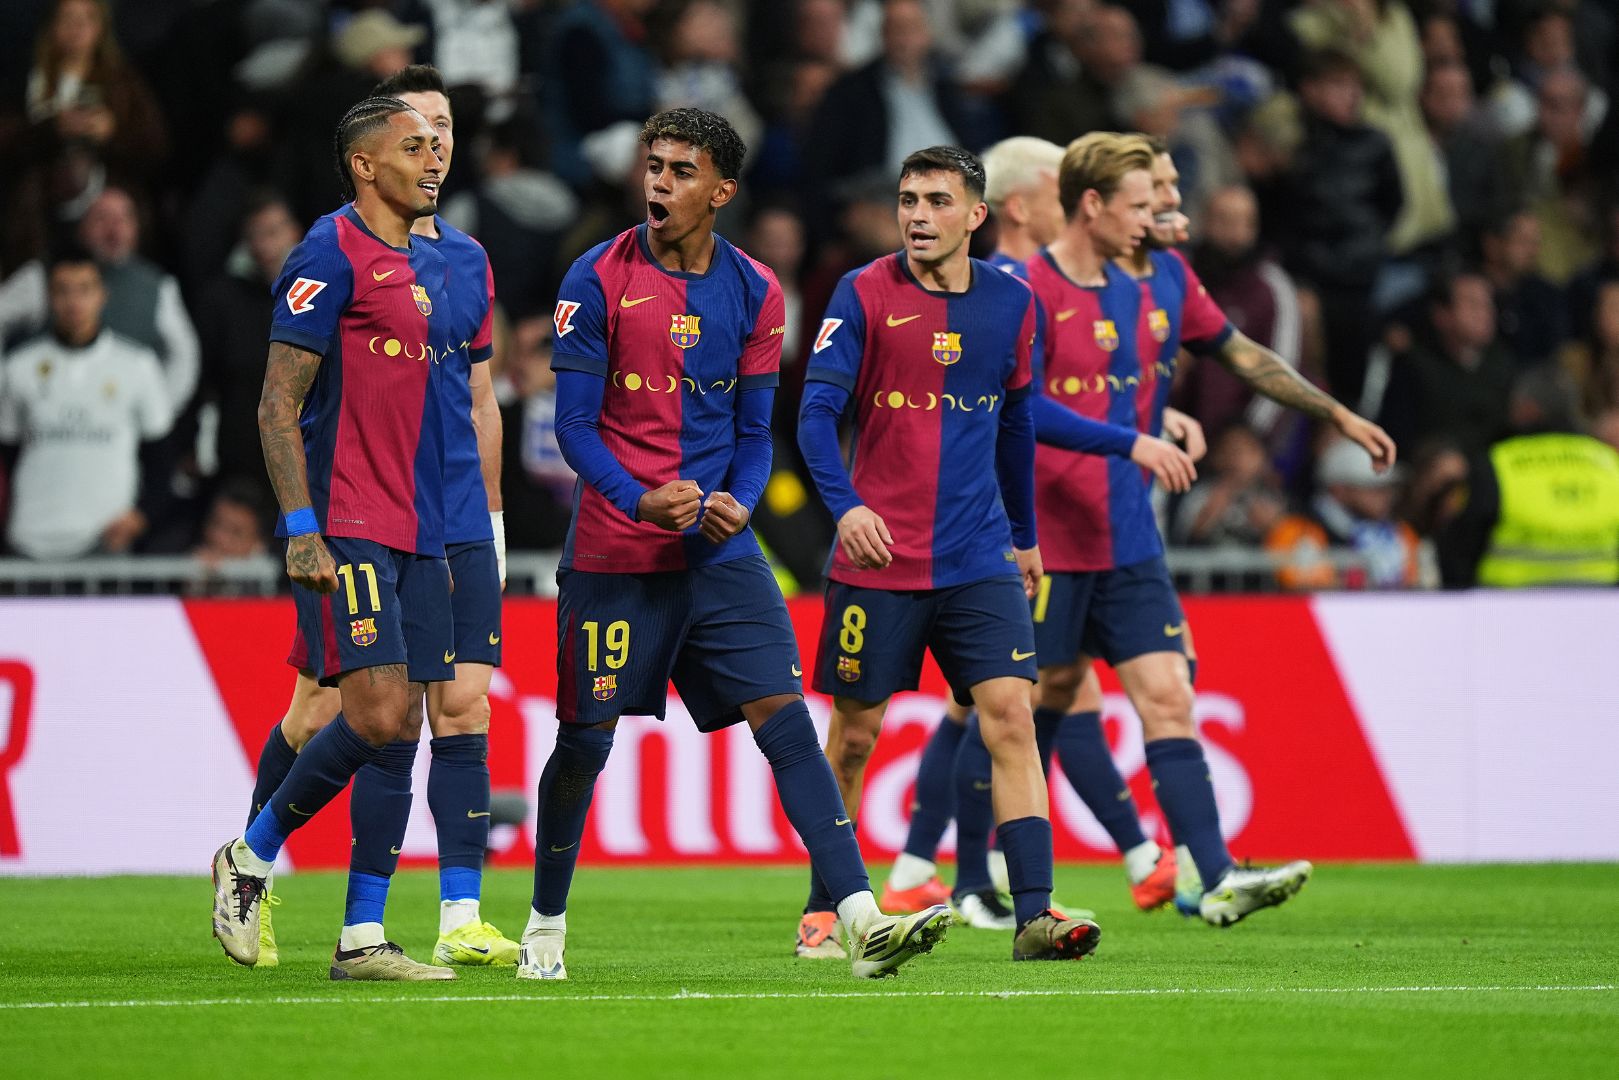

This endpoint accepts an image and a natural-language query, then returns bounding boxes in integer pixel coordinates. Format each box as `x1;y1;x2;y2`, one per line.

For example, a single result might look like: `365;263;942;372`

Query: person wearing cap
1437;368;1619;588
1265;436;1423;589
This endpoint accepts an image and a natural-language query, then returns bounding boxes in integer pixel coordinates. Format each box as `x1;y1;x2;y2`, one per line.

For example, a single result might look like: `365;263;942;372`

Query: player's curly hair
639;108;746;180
900;145;988;201
333;96;415;202
1058;132;1156;217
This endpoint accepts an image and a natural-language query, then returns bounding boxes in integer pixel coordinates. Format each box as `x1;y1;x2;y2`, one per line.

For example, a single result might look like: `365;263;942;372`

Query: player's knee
1038;664;1084;710
435;690;491;737
1134;678;1195;737
833;722;879;768
282;696;340;751
977;696;1035;754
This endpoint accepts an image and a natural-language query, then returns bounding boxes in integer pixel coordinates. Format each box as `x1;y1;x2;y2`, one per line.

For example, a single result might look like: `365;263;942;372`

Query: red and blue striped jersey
425;218;497;544
551;225;784;573
269;205;452;556
804;254;1035;590
1133;248;1232;440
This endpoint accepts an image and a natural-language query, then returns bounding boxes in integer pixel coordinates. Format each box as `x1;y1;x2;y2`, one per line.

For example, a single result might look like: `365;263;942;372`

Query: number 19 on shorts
581;619;630;671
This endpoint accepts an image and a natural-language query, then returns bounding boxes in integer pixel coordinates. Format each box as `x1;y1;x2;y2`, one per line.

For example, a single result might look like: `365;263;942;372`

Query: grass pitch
1;864;1614;1079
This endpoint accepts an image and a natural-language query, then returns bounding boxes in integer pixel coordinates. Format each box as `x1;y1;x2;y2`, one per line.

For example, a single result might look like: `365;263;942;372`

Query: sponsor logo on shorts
1011;649;1035;661
791;664;802;677
1164;623;1186;637
444;650;457;664
593;674;617;701
836;656;860;682
488;632;501;645
350;618;377;646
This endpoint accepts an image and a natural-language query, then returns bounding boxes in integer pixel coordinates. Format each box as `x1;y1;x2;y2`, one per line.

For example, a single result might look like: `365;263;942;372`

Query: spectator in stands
1480;208;1568;366
1420;59;1506;242
191;477;272;571
1111;65;1238;226
498;314;574;550
1560;278;1619;423
1009;1;1131;145
1566;203;1619;339
422;0;523;124
1266;436;1422;590
1170;423;1288;549
1485;7;1609;142
0;248;172;559
540;0;658;190
1502;66;1604;283
654;0;762;155
803;0;969;231
1438;366;1619;587
1178;183;1306;451
1379;270;1515;455
1278;47;1403;405
745;204;807;363
193;191;300;497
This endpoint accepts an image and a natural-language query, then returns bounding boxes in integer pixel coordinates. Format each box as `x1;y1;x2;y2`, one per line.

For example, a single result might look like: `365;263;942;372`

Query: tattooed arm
258;341;338;593
1214;330;1398;469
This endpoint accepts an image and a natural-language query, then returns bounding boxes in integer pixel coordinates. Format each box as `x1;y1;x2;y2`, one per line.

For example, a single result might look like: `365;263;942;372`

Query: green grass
1;864;1615;1079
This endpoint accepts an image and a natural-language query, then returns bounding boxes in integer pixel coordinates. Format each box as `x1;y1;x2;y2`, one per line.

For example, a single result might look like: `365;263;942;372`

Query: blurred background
0;0;1617;598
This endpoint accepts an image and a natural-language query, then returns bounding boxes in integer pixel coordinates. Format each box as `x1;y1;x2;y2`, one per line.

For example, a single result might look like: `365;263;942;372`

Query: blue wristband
283;507;319;536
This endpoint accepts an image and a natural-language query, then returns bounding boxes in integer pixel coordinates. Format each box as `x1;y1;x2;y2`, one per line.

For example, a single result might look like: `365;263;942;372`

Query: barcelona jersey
269;205;453;556
426;217;497;544
804;254;1035;591
551;225;785;573
1132;248;1232;438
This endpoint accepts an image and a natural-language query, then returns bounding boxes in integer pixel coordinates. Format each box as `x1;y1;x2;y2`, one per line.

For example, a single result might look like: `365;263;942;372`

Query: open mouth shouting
647;200;671;228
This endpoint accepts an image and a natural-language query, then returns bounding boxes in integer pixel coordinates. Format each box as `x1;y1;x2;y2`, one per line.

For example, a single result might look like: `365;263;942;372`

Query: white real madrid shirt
0;330;172;558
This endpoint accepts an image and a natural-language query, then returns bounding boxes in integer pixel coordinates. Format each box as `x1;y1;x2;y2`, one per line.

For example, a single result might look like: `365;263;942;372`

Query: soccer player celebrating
795;145;1100;962
210;97;459;976
885;136;1197;927
233;68;519;976
522;108;949;982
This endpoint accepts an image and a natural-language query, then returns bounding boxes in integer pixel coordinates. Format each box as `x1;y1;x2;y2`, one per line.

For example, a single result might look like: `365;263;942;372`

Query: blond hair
982;136;1064;210
1058;132;1156;217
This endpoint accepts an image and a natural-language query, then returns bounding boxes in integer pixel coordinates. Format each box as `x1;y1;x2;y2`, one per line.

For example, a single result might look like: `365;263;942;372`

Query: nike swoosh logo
1164;623;1185;637
372;269;396;282
463;945;490;954
834;818;852;827
287;803;314;817
1012;649;1035;660
549;842;578;853
444;651;457;663
389;846;402;855
620;294;656;308
488;632;501;645
885;313;921;327
791;664;802;677
1055;308;1078;322
972;781;993;791
467;810;491;819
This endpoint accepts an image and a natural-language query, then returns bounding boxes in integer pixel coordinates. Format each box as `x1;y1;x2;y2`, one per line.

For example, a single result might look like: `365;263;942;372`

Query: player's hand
1332;407;1398;472
1130;434;1198;493
837;505;894;569
1015;545;1043;599
99;508;147;553
1161;406;1207;462
638;479;704;532
286;534;339;593
698;491;750;544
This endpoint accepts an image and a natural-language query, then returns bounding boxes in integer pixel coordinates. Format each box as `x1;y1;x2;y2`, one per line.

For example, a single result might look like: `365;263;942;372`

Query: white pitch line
3;985;1614;1011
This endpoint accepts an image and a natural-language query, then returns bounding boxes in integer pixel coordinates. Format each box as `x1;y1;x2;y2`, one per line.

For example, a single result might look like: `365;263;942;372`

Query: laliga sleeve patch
554;300;582;338
285;277;328;315
812;318;843;354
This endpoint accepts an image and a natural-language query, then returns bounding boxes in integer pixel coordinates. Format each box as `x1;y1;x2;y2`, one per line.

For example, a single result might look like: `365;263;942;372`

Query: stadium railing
0;548;1383;596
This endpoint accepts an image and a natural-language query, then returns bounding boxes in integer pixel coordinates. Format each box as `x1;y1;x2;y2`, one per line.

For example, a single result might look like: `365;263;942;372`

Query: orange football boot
881;876;952;913
1131;844;1178;910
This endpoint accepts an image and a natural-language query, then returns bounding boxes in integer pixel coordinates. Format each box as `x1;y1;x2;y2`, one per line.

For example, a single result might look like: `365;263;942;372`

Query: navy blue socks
1055;710;1149;854
901;713;965;860
997;816;1054;927
756;701;871;906
951;715;996;896
246;721;298;829
244;713;381;863
532;723;615;916
429;733;490;902
1145;737;1232;887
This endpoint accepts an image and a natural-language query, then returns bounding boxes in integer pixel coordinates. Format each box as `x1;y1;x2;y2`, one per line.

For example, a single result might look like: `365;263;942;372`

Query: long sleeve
1031;394;1138;456
553;368;646;521
727;385;774;513
796;379;861;522
996;387;1038;549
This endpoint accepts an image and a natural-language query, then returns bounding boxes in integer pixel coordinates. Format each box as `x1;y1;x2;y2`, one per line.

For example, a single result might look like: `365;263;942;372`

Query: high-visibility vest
1477;434;1619;587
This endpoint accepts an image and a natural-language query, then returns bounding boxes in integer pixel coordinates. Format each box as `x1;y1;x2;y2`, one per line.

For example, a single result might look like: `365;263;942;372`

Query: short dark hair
1299;48;1362;85
47;242;100;276
372;64;449;103
333;96;416;201
640;108;747;180
899;145;987;201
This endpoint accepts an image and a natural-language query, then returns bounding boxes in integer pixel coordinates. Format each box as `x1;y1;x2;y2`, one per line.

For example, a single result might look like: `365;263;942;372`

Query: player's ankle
339;922;385;951
1124;840;1162;885
439;899;480;935
836;890;881;939
888;852;936;891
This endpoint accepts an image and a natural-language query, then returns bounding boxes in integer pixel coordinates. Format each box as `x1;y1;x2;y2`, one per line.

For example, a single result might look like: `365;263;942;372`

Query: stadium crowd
1;0;1616;589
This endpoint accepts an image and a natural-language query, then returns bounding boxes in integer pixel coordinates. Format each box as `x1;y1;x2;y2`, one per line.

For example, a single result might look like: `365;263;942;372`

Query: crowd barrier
1;591;1614;875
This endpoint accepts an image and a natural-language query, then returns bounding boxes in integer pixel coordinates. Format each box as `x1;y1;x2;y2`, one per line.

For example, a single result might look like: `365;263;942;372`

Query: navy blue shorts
812;575;1037;705
290;536;455;687
447;540;503;667
555;555;802;732
1031;555;1188;668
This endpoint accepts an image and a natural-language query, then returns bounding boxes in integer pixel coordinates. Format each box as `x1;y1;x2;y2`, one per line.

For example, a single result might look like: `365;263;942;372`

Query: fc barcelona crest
1148;308;1170;343
592;674;618;701
350;618;378;646
669;313;702;349
1093;319;1119;352
411;283;433;315
931;331;962;366
836;656;861;683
